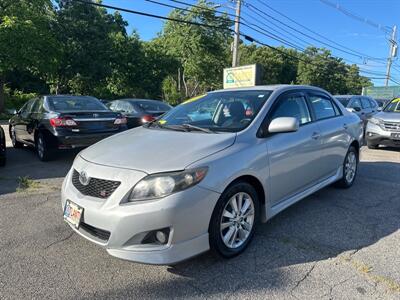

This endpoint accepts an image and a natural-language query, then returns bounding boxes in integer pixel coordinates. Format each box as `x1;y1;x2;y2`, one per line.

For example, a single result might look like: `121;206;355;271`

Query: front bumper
365;123;400;147
61;156;220;264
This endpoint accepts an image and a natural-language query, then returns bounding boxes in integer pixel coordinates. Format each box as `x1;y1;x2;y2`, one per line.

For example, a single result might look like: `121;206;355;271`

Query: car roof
44;95;98;99
210;84;331;94
116;99;165;103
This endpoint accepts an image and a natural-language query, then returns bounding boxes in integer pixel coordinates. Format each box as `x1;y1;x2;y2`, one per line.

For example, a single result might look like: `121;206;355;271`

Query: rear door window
309;94;339;120
361;97;371;109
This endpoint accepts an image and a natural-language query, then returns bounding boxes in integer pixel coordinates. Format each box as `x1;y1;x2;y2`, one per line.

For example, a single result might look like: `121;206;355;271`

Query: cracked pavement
0;124;399;299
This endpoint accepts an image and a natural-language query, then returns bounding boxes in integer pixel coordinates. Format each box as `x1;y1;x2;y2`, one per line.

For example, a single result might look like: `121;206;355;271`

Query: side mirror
353;106;362;112
268;117;299;133
377;107;383;111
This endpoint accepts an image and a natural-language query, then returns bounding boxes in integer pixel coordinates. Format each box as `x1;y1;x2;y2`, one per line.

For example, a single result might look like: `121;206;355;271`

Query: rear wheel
0;137;5;167
36;132;54;161
209;181;259;258
335;146;358;188
10;126;23;148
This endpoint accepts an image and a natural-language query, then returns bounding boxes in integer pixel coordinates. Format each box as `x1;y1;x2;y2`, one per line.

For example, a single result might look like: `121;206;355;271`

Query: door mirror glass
268;117;299;133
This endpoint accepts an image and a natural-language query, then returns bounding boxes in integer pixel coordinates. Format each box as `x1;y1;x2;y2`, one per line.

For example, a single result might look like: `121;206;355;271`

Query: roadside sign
223;64;262;89
362;86;400;99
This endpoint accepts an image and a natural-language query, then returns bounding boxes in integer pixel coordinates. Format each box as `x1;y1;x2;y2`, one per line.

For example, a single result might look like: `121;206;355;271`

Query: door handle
343;123;348;130
311;132;320;140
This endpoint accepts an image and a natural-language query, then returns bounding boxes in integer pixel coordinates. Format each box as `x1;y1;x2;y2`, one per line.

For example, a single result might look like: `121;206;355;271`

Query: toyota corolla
61;85;363;264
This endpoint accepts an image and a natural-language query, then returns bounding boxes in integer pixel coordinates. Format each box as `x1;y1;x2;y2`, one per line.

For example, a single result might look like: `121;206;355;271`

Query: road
0;124;400;299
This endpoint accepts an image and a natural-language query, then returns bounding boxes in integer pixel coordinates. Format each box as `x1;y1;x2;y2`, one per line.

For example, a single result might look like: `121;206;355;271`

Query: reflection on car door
266;92;323;205
17;99;35;143
27;97;43;144
307;92;349;178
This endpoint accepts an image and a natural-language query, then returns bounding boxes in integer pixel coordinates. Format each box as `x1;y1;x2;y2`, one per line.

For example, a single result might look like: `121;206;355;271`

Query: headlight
369;117;383;126
128;167;208;201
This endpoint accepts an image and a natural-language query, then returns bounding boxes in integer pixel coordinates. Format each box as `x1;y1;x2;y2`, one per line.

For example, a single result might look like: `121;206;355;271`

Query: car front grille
382;121;400;132
72;169;121;199
80;221;111;242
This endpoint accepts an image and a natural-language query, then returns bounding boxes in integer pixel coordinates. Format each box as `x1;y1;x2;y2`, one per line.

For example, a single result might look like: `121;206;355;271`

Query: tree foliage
0;0;373;112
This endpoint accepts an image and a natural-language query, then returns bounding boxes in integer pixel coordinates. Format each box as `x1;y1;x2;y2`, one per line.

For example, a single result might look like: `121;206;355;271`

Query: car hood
374;112;400;122
79;126;236;174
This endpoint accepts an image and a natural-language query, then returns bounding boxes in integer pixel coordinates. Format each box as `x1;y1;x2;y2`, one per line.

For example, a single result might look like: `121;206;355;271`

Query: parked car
107;99;172;128
0;126;5;166
9;95;127;161
374;98;391;108
335;95;378;124
365;97;400;149
62;85;362;265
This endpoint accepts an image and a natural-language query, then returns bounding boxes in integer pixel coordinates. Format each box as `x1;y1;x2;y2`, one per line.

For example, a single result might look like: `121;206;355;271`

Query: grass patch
17;176;42;192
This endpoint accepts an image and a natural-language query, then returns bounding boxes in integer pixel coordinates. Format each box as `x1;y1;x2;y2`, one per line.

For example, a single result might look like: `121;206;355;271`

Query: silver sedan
61;85;363;264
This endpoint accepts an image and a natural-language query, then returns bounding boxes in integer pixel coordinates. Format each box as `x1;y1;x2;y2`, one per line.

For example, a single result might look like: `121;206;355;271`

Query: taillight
141;115;155;123
114;117;127;125
50;117;77;127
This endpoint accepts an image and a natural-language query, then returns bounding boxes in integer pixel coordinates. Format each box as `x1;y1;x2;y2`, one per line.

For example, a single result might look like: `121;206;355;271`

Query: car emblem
93;113;99;118
79;171;90;186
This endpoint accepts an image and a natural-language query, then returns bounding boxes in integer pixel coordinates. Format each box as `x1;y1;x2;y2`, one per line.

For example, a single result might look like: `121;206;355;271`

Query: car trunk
59;111;120;133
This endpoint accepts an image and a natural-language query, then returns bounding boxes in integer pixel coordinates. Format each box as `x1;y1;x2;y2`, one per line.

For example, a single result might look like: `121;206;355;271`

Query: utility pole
232;0;242;67
385;25;398;87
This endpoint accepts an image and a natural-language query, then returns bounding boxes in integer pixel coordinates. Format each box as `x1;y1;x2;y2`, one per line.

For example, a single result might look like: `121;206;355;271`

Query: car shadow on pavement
0;146;76;195
86;161;400;298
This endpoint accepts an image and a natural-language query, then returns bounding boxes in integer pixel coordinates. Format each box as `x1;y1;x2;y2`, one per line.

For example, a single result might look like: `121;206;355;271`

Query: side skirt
266;166;343;220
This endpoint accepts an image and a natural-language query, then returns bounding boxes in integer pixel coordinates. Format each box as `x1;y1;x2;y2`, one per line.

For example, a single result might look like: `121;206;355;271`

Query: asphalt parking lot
0;124;399;300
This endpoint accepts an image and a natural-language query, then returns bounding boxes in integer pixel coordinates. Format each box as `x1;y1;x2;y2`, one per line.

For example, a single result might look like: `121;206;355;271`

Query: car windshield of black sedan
383;98;400;113
48;97;108;112
151;90;272;133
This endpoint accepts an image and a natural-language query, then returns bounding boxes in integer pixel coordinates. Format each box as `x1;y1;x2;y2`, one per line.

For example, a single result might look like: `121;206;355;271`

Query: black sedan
107;99;172;128
0;125;5;166
9;95;127;161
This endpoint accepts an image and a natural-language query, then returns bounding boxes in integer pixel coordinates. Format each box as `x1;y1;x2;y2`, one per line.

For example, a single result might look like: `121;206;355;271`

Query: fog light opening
156;231;167;244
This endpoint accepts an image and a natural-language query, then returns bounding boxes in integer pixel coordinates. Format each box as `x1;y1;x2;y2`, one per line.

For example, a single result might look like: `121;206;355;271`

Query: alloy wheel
220;192;255;249
37;136;44;159
345;151;357;183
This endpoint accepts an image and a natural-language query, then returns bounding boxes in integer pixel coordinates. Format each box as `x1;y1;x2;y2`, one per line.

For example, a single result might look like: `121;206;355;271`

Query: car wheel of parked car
209;181;259;258
335;146;358;188
367;142;379;149
36;132;53;161
10;126;23;148
0;138;5;167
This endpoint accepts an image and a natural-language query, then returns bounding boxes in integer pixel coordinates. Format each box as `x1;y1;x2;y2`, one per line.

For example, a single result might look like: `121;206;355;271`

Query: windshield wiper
180;123;215;133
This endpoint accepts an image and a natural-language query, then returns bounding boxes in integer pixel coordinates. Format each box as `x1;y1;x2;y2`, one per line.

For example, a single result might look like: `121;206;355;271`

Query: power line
74;0;233;31
253;0;387;62
75;0;399;84
319;0;392;34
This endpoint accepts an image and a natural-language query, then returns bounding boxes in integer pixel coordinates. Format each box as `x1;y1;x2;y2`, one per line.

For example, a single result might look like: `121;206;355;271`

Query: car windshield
48;97;107;112
336;97;350;107
383;98;400;113
150;90;272;133
135;101;171;112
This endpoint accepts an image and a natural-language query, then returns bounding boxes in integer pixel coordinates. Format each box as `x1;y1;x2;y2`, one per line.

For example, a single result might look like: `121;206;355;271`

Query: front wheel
335;146;358;188
209;182;259;258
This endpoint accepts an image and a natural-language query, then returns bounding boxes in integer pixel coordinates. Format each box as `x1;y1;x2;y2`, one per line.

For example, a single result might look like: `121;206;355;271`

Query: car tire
0;139;5;167
335;145;358;189
10;126;24;148
36;132;53;161
209;181;259;258
367;142;379;149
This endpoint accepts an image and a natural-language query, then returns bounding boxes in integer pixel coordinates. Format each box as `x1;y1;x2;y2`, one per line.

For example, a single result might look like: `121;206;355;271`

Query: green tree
240;44;298;84
345;64;372;94
159;0;232;101
0;0;58;112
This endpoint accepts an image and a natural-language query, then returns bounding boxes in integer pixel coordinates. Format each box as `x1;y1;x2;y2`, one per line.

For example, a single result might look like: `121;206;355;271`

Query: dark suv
9;95;127;161
0;126;5;166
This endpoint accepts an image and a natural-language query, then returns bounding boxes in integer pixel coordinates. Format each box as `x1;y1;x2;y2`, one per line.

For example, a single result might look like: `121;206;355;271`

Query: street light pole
385;25;397;87
232;0;242;67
